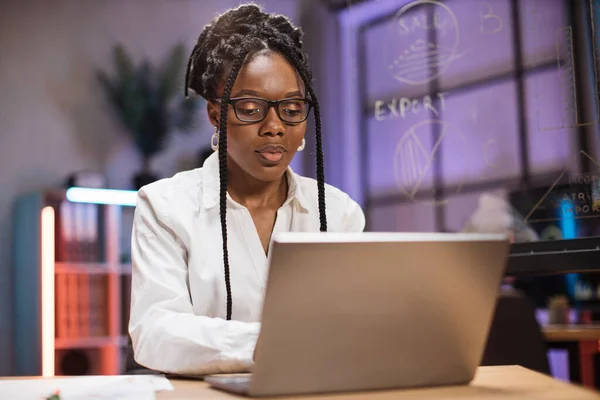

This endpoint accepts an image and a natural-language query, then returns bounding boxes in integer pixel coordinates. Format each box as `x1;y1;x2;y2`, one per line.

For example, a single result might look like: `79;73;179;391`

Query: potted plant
97;42;201;189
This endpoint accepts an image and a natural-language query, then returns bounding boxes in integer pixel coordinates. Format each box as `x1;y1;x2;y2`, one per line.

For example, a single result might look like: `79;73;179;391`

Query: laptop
205;232;510;397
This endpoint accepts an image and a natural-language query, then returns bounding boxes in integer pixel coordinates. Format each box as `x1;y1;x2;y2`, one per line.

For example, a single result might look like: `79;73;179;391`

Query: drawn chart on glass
524;151;600;224
550;26;577;130
468;100;499;169
384;0;460;85
479;2;503;35
483;138;498;168
588;0;600;120
393;119;468;205
533;0;600;130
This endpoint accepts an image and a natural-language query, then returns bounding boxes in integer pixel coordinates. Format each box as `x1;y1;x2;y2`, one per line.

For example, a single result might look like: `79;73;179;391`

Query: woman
129;3;365;375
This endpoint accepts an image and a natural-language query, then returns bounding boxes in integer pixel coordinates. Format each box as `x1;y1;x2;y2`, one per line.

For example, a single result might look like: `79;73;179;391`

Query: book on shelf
55;273;109;340
56;201;101;263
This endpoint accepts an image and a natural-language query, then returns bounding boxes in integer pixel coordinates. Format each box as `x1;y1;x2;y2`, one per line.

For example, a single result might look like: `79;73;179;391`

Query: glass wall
348;0;600;241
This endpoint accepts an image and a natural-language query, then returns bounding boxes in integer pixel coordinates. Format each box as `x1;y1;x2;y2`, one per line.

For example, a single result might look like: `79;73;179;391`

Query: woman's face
207;51;307;183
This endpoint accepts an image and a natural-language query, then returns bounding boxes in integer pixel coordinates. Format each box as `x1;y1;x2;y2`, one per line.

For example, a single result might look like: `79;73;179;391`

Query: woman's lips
256;145;286;165
257;151;284;163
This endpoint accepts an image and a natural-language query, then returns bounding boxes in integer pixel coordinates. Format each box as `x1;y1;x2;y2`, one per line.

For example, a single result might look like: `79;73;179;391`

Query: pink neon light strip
41;206;55;377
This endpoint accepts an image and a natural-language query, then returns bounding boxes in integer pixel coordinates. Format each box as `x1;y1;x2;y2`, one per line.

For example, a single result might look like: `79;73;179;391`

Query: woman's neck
226;159;288;210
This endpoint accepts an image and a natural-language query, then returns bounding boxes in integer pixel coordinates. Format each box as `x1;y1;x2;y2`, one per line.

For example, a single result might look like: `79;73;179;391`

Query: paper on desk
0;374;173;400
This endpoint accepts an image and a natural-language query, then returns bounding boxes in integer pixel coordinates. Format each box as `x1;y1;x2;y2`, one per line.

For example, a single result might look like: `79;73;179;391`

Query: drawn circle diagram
393;120;468;205
385;0;460;85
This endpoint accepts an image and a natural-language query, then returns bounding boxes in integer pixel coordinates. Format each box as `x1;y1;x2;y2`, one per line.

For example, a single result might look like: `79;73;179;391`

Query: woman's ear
206;101;219;127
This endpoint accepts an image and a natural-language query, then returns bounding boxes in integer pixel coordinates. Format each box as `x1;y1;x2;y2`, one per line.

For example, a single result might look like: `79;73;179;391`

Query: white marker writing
374;92;449;121
479;2;503;34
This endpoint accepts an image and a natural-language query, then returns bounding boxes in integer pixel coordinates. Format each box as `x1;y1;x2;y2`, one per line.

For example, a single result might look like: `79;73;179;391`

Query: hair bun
186;3;307;100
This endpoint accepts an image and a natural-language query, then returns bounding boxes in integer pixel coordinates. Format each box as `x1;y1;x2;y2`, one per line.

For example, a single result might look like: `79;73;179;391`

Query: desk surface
158;366;599;399
543;324;600;342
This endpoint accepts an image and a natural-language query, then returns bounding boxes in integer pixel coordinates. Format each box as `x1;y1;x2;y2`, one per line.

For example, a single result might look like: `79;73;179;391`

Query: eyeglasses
215;97;313;124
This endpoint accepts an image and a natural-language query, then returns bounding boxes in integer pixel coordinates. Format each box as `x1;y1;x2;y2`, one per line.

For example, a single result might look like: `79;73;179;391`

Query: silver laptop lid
250;232;509;397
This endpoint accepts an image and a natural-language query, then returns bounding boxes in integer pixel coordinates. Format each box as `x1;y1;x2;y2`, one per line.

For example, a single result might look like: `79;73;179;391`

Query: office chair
481;288;551;375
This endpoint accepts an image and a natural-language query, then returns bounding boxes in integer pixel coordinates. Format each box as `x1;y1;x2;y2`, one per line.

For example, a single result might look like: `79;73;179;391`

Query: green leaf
159;42;186;99
114;44;135;82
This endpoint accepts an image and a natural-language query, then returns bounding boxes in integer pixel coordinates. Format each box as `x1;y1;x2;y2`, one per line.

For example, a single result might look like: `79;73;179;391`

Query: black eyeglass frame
214;97;314;124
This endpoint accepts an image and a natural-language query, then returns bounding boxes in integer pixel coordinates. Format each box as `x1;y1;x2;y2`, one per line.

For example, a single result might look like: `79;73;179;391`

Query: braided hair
184;3;327;320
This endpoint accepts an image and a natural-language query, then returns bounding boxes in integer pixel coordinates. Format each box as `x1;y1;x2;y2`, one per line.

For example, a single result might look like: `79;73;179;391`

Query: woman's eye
237;102;264;114
282;101;304;115
239;107;262;115
283;108;302;116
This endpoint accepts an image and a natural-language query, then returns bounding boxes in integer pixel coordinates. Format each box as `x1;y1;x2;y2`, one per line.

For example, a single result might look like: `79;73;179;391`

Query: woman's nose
260;106;285;136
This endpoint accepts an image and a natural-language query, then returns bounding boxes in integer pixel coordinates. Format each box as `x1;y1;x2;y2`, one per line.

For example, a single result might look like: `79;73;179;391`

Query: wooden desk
543;325;600;388
544;325;600;342
158;366;600;399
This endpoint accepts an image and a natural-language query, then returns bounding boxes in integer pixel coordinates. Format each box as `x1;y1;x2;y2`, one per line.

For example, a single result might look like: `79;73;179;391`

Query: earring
211;127;219;151
297;138;306;152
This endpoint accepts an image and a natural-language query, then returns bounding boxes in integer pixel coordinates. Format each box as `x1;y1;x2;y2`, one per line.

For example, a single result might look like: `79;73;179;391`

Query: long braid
185;3;328;319
313;96;327;232
218;55;245;321
270;40;327;231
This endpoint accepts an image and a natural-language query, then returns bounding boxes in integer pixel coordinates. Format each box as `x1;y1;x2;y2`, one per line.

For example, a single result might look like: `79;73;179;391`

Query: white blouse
129;152;365;376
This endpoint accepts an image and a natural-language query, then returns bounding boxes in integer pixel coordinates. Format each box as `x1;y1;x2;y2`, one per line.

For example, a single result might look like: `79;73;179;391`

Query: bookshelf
13;188;136;377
